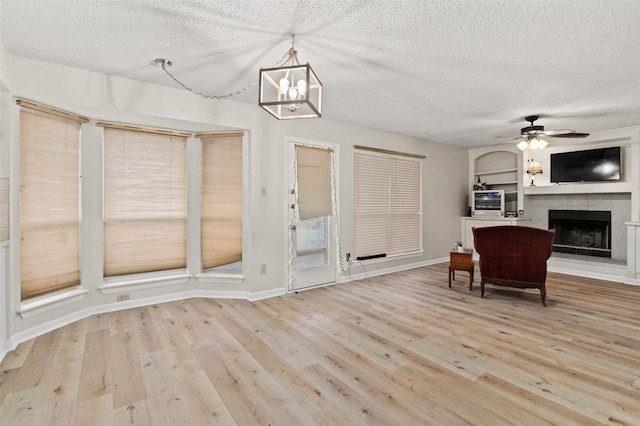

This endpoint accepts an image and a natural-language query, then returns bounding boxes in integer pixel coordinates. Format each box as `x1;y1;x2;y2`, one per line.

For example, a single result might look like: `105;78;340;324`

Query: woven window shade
354;152;422;258
103;128;187;277
200;134;243;270
20;110;80;299
296;146;333;221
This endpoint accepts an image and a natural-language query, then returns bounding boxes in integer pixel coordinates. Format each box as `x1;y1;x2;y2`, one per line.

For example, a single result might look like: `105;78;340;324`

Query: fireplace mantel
524;182;632;195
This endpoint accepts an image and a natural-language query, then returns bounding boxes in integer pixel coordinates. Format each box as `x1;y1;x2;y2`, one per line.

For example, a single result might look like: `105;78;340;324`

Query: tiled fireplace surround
524;192;631;262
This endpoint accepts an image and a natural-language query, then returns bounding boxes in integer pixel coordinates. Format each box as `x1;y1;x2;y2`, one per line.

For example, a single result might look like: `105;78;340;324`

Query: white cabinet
461;217;531;252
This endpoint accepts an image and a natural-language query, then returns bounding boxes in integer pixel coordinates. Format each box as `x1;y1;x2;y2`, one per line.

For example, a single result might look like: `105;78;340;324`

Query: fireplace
548;210;611;258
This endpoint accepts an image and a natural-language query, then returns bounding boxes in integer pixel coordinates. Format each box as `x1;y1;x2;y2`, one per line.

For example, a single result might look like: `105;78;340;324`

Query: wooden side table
449;249;474;290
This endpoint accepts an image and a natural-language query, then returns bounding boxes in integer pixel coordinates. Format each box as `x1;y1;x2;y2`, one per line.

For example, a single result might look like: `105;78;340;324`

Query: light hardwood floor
2;263;640;425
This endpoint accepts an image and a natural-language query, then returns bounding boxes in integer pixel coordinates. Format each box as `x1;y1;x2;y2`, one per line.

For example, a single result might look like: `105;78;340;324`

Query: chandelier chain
158;48;292;101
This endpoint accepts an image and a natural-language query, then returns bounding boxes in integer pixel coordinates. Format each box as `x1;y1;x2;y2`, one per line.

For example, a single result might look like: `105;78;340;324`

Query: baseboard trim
339;256;448;283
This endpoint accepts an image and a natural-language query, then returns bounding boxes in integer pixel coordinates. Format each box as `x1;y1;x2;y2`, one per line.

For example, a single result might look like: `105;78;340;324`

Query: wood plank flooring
2;263;640;425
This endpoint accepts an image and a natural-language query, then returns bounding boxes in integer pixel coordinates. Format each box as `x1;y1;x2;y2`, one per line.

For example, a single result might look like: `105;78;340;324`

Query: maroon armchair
472;226;555;306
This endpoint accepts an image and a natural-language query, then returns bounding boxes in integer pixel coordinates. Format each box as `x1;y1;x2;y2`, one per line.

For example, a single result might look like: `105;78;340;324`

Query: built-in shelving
475;168;518;176
486;181;518;187
469;147;523;215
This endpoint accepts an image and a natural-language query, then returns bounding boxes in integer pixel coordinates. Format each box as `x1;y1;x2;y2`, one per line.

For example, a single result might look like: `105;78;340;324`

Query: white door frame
284;137;340;292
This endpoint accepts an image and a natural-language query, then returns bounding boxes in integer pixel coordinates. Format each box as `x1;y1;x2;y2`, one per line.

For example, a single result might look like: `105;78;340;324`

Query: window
20;109;82;299
199;133;243;270
103;127;187;277
354;150;422;259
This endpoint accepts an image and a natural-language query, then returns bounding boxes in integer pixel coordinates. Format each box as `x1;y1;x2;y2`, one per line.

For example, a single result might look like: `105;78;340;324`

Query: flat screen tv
550;146;621;183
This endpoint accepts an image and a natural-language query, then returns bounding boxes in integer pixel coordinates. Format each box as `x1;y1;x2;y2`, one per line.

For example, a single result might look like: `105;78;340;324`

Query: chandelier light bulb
517;140;529;151
288;87;298;100
279;78;289;95
297;80;307;98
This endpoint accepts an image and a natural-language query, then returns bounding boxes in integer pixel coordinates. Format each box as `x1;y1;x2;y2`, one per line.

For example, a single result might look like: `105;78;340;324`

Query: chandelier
258;36;323;120
153;35;322;120
517;135;548;151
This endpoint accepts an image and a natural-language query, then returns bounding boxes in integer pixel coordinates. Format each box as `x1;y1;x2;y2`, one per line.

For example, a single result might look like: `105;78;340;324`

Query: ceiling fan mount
520;115;545;135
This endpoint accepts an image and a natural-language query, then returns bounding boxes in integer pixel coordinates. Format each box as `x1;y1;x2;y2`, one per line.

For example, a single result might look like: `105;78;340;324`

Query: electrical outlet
117;293;130;302
260;264;267;274
346;253;351;261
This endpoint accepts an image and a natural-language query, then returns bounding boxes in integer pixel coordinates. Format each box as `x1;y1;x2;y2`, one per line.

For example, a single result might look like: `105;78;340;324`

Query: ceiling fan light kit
517;136;548;151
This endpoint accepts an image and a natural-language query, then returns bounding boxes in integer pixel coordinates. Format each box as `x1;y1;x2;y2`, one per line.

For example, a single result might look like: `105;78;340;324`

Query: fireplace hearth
548;210;611;258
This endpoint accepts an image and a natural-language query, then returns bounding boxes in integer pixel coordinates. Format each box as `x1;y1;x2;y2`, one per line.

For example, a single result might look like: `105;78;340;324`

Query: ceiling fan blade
543;129;574;136
547;132;590;138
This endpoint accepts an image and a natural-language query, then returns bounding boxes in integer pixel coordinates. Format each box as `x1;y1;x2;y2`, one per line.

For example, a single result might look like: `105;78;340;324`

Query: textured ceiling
1;0;639;148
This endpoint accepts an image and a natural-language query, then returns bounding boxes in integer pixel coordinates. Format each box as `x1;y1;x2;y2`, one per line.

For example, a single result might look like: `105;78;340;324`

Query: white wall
0;53;469;357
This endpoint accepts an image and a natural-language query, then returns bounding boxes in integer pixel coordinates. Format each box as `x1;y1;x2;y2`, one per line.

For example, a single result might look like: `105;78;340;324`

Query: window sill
18;287;89;319
196;271;245;285
99;270;190;294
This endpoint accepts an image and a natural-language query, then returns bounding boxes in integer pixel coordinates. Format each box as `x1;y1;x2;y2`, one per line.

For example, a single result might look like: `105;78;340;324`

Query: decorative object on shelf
508;115;589;151
152;34;322;120
527;159;543;186
259;35;323;120
473;175;488;190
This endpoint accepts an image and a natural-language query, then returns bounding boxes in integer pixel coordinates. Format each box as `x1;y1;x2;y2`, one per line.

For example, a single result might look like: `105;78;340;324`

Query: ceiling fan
514;115;590;151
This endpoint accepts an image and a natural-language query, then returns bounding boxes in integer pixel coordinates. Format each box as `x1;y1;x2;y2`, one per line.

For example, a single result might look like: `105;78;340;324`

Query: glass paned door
288;142;337;291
